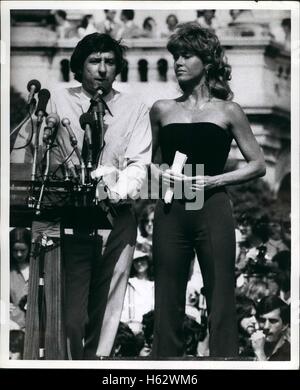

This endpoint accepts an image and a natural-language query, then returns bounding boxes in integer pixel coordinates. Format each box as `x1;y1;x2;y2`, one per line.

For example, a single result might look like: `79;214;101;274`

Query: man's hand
91;165;118;181
250;330;267;360
92;165;122;203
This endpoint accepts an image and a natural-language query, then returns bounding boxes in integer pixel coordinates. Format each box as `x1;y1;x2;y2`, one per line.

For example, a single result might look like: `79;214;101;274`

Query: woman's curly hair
167;22;233;100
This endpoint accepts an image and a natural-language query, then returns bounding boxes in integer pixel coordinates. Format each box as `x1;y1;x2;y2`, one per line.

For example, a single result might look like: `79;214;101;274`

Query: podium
10;163;112;360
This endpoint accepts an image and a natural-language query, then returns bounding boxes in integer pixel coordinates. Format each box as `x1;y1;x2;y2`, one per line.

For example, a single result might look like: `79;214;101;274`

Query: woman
121;249;154;335
236;295;258;357
141;17;159;39
137;203;155;252
77;14;98;39
150;23;266;358
10;228;31;330
161;14;179;37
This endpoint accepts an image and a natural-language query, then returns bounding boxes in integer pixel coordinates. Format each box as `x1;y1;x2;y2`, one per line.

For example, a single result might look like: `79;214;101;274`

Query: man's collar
268;333;288;359
81;86;116;103
79;86;118;115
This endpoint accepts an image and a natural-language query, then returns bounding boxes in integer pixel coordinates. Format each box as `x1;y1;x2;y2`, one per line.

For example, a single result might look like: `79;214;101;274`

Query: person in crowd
265;271;281;297
120;248;154;335
139;310;154;357
150;22;266;358
34;32;151;359
272;250;291;304
53;9;73;39
244;278;269;304
136;203;155;252
183;315;203;357
235;213;258;270
10;228;31;331
117;10;142;39
97;10;121;39
141;17;159;39
229;9;254;24
239;214;288;273
112;322;144;357
235;295;258;357
9;330;25;360
77;14;98;38
161;14;179;37
281;18;291;51
185;285;201;324
251;296;290;360
264;217;289;261
281;216;291;249
195;10;218;31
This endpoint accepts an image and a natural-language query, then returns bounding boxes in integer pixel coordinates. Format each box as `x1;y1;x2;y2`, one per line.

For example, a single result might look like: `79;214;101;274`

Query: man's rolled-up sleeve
109;103;152;200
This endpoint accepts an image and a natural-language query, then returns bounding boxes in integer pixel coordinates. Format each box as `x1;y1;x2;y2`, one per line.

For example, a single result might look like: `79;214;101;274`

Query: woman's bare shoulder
222;100;245;116
150;99;177;114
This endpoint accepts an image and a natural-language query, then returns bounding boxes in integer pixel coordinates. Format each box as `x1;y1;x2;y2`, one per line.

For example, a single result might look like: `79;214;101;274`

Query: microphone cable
11;103;36;150
50;147;76;180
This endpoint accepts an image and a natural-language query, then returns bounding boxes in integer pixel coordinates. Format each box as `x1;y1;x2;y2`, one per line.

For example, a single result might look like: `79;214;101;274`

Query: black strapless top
159;122;233;176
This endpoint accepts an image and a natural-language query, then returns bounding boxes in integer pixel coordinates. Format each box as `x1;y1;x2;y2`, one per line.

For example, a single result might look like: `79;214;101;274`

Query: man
195;10;218;32
48;33;151;359
250;295;290;361
96;10;121;39
116;10;142;40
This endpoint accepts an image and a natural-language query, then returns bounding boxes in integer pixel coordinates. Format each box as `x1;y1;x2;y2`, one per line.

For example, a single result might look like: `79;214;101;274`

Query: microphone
27;79;41;106
35;89;51;122
61;117;78;147
79;113;94;168
43;113;60;143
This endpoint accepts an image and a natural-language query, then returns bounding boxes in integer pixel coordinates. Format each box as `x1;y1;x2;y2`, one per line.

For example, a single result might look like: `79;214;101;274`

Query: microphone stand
33;233;47;359
35;129;55;215
31;112;45;181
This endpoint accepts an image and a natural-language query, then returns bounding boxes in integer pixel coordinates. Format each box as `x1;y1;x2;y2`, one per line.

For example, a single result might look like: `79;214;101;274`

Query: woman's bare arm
211;101;266;187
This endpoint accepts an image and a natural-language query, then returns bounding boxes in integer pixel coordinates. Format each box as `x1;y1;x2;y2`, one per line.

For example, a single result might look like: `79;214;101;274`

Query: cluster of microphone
27;79;96;184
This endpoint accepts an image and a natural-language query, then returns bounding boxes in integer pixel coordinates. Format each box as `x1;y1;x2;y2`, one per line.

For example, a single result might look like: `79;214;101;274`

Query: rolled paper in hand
164;151;188;204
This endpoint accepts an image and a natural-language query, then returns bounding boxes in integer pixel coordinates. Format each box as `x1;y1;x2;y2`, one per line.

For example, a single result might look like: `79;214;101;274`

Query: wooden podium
10;163;112;360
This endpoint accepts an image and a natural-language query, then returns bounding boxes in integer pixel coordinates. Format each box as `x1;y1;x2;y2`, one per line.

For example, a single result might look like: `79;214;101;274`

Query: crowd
110;201;292;359
9;200;291;360
45;9;290;50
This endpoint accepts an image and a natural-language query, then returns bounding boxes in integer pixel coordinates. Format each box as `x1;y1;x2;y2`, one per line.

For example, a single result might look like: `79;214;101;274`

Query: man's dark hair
256;296;290;325
70;33;127;82
142;310;154;346
113;322;139;357
183;315;202;356
121;10;135;21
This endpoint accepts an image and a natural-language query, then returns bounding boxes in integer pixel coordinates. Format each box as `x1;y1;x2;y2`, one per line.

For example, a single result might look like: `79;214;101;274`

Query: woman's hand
162;169;219;191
